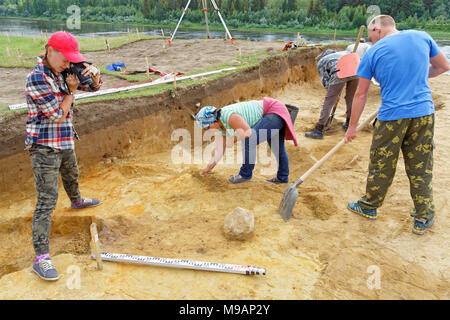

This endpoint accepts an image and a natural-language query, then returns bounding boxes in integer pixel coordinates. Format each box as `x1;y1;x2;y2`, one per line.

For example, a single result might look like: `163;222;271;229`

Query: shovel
336;25;365;79
324;26;364;131
324;93;341;131
278;109;378;221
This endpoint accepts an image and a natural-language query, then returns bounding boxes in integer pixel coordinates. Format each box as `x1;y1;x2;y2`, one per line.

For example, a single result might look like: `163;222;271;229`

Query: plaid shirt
25;62;102;150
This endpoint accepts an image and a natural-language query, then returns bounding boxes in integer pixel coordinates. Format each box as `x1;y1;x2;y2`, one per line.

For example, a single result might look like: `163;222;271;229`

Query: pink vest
263;97;299;147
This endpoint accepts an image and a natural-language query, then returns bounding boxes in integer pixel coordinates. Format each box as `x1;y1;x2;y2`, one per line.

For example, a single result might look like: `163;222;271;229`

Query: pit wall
0;46;333;196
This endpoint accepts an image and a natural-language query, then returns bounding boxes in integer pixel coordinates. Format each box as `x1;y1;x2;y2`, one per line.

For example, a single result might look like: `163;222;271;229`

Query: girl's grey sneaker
266;177;288;184
32;258;60;281
71;197;101;209
228;174;251;184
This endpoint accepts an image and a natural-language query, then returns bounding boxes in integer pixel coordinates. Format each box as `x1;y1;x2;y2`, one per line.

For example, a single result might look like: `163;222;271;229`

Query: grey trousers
29;144;81;256
318;79;359;125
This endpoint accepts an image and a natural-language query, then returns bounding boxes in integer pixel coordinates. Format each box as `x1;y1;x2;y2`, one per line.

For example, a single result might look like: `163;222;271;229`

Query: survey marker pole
209;0;234;44
169;0;234;45
169;0;192;46
202;0;210;39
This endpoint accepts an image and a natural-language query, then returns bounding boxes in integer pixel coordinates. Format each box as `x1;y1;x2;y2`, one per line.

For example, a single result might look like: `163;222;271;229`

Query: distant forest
0;0;449;31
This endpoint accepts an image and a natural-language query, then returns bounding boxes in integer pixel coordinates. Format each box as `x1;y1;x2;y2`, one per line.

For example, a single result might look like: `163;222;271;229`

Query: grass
0;103;18;123
0;33;161;68
78;49;281;105
0;43;290;121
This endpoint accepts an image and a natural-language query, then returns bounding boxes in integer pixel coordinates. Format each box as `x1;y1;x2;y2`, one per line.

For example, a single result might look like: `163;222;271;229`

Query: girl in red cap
25;31;103;280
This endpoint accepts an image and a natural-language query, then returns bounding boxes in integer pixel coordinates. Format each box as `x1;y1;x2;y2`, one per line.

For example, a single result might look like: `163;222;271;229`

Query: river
1;16;449;74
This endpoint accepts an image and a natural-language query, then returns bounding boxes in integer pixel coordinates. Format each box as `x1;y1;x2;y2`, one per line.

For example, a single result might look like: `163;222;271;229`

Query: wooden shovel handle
294;109;378;187
353;25;365;53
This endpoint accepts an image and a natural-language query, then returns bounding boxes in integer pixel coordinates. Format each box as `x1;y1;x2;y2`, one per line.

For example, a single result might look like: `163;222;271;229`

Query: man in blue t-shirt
344;15;450;235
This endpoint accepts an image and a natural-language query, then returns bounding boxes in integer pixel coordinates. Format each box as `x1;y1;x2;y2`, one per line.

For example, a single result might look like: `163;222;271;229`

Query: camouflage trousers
29;144;81;256
359;114;435;221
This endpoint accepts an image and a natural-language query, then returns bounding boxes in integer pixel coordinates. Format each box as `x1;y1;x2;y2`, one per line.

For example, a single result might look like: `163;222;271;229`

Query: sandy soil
0;66;448;299
0;39;280;106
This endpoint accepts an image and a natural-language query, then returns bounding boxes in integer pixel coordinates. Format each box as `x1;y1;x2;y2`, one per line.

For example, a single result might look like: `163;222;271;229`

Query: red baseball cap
48;31;85;63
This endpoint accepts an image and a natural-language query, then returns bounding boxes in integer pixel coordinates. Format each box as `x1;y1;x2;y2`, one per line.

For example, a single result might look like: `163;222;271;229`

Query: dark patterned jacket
316;49;359;89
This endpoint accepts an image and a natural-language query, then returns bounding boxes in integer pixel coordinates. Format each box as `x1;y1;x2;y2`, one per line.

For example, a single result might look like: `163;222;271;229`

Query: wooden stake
105;38;110;52
173;69;177;89
136;27;140;39
145;57;150;80
161;28;165;37
127;28;130;39
17;48;24;66
40;30;43;38
297;32;300;46
90;223;103;271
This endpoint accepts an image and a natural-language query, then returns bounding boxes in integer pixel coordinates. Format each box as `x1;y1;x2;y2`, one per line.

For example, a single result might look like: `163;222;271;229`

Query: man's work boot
305;123;324;139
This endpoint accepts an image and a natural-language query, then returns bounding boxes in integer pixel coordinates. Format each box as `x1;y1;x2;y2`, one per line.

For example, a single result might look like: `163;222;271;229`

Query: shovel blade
278;183;298;221
336;53;360;79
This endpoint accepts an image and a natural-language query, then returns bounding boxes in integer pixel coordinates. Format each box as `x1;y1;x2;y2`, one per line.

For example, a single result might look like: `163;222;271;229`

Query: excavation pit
0;40;449;299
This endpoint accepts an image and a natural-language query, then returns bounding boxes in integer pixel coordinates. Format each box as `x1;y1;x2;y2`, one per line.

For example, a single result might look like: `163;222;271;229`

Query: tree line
0;0;448;31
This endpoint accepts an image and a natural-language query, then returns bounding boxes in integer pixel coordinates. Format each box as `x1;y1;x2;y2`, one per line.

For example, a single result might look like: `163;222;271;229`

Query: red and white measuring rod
92;252;266;276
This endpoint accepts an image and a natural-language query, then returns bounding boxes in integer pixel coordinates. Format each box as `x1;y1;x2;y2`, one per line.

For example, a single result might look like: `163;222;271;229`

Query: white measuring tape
92;252;266;276
8;67;237;111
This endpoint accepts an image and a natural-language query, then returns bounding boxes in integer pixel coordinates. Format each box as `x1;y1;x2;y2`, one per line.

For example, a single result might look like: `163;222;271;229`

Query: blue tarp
106;63;126;71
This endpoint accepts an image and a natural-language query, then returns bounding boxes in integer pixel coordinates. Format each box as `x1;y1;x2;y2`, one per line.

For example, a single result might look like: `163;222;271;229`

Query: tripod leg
202;0;210;39
170;0;192;45
210;0;234;43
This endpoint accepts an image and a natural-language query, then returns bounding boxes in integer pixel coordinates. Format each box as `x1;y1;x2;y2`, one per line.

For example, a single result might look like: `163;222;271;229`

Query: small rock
223;207;254;240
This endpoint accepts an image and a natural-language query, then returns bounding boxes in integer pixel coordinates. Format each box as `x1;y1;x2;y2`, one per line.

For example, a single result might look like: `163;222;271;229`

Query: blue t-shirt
357;30;440;121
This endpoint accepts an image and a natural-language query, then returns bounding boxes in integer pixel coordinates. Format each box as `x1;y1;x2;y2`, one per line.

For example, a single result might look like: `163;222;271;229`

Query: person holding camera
25;31;103;281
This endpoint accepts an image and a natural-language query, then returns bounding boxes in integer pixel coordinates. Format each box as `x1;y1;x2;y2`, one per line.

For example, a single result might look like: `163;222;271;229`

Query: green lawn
80;49;283;104
0;32;340;123
0;33;161;68
0;43;297;121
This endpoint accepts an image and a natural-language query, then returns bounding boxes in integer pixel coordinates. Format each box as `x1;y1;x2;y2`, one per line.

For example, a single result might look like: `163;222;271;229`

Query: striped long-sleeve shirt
25;62;102;150
218;101;264;137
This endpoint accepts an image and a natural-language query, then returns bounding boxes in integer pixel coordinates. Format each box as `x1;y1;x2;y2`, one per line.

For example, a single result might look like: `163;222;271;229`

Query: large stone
223;207;254;240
